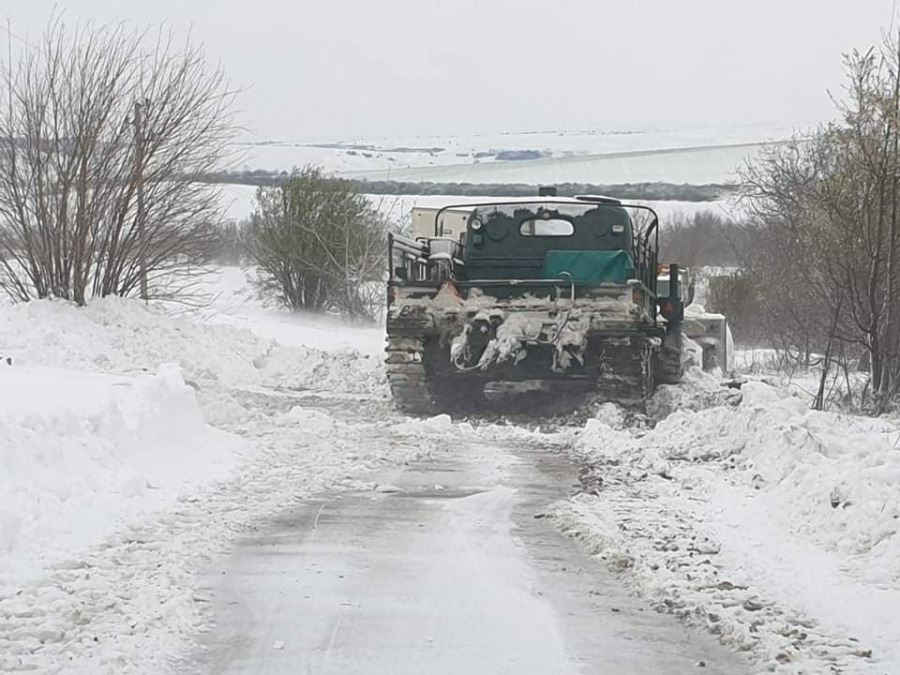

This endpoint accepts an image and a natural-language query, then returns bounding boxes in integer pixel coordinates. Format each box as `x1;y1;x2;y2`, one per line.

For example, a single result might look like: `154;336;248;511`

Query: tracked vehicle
385;191;687;414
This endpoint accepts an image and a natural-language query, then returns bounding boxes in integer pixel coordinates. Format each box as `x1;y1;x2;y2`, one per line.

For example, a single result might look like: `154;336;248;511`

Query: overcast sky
4;0;898;141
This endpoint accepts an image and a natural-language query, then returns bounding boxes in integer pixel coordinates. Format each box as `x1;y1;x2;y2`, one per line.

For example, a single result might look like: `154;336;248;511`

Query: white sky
3;0;898;141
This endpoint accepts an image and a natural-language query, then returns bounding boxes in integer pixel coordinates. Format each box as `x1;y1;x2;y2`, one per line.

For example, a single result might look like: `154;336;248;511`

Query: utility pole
134;99;149;300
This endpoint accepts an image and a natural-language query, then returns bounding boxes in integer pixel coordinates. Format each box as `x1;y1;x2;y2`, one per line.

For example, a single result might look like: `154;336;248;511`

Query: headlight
611;224;625;234
470;217;483;231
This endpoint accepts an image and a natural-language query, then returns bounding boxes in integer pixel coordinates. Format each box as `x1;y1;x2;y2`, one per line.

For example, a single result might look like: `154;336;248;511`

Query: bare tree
659;210;743;269
0;18;237;305
737;29;900;409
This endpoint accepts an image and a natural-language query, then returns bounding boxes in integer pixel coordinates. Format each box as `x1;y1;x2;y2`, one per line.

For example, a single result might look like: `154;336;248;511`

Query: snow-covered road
192;431;746;674
4;269;899;675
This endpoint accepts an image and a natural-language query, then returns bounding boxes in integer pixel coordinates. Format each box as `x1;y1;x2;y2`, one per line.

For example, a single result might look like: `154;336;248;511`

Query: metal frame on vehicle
390;197;659;293
437;199;658;290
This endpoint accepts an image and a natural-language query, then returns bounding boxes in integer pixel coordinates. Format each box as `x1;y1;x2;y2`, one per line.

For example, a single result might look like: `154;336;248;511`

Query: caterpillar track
386;335;490;415
592;335;658;407
385;336;434;415
386;331;682;416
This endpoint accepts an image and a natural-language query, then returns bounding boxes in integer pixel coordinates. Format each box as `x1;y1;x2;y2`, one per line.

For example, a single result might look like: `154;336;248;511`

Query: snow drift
0;291;388;592
557;374;900;674
0;364;244;586
0;288;395;674
0;296;386;396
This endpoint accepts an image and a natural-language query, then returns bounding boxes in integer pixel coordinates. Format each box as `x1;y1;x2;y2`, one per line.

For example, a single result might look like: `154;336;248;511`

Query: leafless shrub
212;219;250;266
736;31;900;409
369;194;412;236
706;272;766;343
245;167;387;322
659;210;743;268
0;18;237;305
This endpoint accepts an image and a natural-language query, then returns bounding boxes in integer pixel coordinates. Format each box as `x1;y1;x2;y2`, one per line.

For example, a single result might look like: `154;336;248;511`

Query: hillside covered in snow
232;123;794;183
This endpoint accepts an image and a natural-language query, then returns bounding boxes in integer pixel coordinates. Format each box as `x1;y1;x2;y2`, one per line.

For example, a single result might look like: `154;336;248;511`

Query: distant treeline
353;180;731;201
193;171;734;202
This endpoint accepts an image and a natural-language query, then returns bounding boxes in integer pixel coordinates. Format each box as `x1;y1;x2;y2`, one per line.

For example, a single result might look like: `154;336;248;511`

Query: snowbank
0;292;389;587
647;363;742;419
0;364;244;586
0;289;388;584
0;403;422;674
732;347;870;409
0;296;387;396
0;289;396;673
556;378;900;673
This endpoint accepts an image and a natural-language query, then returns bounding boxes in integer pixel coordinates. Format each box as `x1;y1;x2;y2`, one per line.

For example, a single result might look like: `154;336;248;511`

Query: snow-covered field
342;142;768;186
218;124;772;225
235;122;795;183
191;266;384;354
2;264;898;674
219;184;741;226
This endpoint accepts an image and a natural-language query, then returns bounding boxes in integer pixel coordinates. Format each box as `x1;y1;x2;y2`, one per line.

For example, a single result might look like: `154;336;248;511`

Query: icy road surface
193;432;747;675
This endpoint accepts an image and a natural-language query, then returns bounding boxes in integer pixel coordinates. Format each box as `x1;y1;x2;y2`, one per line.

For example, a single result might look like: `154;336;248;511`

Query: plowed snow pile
0;294;392;673
0;364;244;586
556;375;900;674
0;297;386;394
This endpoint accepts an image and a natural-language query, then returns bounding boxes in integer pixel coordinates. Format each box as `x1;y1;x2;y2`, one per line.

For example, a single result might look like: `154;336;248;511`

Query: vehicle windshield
519;218;575;236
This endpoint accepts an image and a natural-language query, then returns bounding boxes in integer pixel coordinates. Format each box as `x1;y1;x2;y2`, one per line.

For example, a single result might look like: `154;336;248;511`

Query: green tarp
540;249;634;284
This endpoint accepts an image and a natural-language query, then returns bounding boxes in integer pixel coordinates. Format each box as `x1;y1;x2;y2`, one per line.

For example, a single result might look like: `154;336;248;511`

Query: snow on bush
0;364;245;586
556;377;900;674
